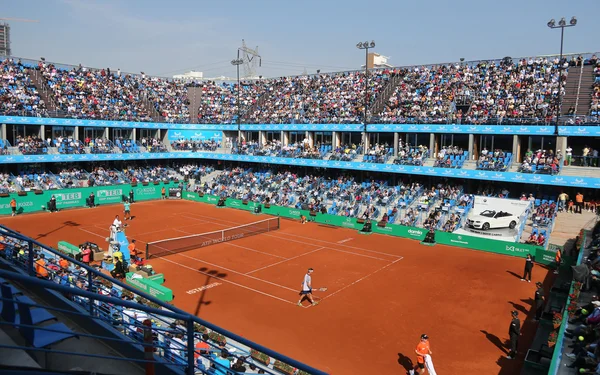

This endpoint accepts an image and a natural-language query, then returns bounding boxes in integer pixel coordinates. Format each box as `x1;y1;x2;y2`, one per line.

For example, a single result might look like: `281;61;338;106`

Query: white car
467;209;519;231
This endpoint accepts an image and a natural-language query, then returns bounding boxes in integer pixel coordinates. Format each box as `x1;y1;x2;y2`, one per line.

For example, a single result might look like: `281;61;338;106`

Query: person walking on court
123;200;132;221
298;268;318;307
534;282;545;321
409;334;432;375
507;311;521;359
521;254;534;282
10;198;16;216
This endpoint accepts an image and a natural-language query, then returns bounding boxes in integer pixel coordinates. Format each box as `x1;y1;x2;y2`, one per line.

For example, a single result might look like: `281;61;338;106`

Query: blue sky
3;0;599;78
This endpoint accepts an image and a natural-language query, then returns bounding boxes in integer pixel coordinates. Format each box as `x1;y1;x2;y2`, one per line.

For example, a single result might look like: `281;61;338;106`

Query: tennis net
145;217;280;259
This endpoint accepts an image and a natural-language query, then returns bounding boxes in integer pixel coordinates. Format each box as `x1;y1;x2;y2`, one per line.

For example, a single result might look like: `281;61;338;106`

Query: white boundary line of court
307;257;405;307
245;247;326;275
158;257;299;306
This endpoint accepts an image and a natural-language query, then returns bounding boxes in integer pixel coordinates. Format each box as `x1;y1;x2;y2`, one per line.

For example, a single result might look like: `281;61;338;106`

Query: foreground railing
0;224;327;375
547;229;588;374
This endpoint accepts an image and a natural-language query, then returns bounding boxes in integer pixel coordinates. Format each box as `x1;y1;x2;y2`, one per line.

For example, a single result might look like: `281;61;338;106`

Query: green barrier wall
1;182;178;216
183;192;553;261
125;272;174;302
433;231;542;258
57;241;80;256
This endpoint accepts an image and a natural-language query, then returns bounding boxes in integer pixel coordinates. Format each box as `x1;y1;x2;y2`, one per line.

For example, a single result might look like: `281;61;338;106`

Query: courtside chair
1;285;56;326
17;302;77;349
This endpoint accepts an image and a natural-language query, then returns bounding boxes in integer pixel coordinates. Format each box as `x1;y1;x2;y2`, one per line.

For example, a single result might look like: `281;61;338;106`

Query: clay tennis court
0;199;550;374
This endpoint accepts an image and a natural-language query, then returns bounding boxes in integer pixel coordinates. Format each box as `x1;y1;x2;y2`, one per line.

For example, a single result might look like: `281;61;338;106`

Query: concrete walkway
549;210;598;252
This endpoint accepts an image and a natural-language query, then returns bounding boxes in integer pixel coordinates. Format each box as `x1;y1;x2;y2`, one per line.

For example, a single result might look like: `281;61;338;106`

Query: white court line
79;227;108;240
225;242;288;260
159;257;297;306
325;247;390;262
310;257;405;306
245;247;326;275
182;212;404;259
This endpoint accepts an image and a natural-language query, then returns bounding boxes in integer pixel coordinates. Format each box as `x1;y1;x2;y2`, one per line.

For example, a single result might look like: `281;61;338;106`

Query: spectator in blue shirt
212;350;230;375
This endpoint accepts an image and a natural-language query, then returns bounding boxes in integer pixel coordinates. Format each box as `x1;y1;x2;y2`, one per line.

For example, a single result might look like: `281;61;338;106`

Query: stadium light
231;57;244;134
356;40;375;131
547;16;578;134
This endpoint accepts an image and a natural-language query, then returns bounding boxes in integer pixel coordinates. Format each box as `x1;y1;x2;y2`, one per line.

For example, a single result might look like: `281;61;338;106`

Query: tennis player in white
298;268;318;307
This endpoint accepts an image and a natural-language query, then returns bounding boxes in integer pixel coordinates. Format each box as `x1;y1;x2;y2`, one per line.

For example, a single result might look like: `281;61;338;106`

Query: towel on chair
425;354;437;375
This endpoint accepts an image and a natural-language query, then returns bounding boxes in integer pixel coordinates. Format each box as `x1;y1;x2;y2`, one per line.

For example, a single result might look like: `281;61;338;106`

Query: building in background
0;23;11;56
361;53;393;69
173;70;203;81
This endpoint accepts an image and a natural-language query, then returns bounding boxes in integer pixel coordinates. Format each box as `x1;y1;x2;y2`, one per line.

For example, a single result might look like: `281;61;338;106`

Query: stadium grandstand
0;12;598;375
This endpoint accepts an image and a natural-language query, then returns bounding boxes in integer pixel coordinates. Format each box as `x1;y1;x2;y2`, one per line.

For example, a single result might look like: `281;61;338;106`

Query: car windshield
479;210;496;217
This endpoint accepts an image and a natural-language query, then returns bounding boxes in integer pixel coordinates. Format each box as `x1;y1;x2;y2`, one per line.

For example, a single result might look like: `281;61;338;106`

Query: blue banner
2;116;600;136
367;124;556;135
239;123;364;132
167;130;223;141
558;126;600;136
1;152;596;188
0;116;238;131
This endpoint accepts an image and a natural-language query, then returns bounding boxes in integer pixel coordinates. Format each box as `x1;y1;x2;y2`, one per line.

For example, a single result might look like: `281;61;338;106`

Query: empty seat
17;302;77;348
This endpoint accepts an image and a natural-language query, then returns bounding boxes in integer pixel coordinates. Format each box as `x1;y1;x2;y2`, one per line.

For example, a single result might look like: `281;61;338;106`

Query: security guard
521;254;534;282
534;282;545;320
507;310;521;359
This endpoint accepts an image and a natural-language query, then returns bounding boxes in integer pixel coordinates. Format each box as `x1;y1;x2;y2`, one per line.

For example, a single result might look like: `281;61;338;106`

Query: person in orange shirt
575;192;584;214
58;257;69;270
35;254;49;279
10;198;17;217
554;248;562;275
410;334;432;375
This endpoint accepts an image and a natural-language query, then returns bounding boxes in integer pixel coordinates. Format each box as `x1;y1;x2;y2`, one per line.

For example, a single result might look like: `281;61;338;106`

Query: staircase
576;65;596;115
243;84;269;121
139;92;163;122
561;65;596;116
368;73;403;118
27;68;58;112
186;86;204;124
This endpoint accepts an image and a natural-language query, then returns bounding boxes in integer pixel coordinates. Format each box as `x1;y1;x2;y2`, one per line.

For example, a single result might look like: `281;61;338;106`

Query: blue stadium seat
17;302;77;348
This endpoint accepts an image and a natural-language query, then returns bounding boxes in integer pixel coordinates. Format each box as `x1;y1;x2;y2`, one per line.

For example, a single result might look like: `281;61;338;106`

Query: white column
393;132;399;157
468;134;474;159
429;133;435;155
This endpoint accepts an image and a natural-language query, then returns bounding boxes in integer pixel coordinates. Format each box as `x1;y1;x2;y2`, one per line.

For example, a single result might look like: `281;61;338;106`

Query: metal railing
0;225;328;375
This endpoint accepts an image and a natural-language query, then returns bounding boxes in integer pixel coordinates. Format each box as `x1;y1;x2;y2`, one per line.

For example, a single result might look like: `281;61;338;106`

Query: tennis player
298;268;318;307
123;200;132;221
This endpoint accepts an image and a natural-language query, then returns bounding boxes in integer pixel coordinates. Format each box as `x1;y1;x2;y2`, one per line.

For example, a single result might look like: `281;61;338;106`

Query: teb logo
97;189;122;198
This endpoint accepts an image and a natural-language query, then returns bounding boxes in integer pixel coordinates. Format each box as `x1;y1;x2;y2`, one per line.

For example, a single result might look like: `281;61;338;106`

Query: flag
425;354;437;375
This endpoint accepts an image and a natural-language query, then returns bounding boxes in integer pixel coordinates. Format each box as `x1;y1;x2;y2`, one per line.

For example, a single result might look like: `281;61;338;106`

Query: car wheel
509;221;517;229
482;223;490;230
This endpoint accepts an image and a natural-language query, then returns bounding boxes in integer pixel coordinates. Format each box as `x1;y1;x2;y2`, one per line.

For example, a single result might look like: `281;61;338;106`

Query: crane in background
0;18;40;56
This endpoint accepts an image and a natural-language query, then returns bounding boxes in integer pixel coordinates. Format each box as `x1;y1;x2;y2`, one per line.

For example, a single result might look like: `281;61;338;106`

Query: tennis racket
313;287;328;292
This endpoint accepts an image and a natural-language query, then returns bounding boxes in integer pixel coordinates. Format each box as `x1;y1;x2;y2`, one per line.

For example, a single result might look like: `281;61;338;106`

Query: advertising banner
167;130;223;141
372;223;428;241
0;182;176;215
434;231;541;258
125;272;174;302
